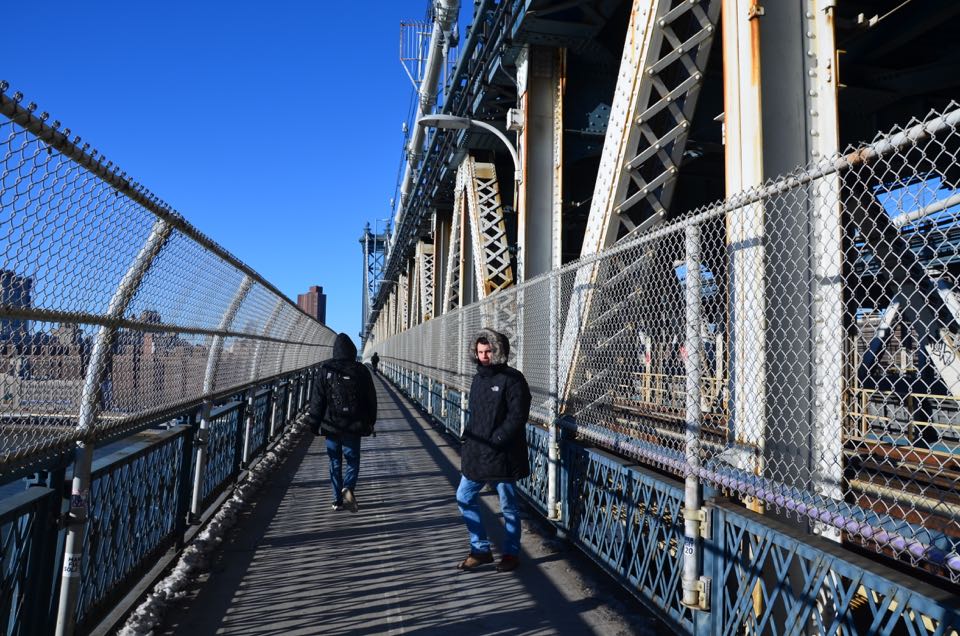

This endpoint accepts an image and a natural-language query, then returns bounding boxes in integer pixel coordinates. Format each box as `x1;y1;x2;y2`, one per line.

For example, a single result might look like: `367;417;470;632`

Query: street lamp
416;114;521;184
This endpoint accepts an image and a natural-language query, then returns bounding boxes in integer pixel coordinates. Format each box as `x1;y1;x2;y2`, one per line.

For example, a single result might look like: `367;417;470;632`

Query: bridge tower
360;222;390;343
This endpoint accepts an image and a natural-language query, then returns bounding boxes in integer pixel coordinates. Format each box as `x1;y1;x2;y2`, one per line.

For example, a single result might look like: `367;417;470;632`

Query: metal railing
0;82;335;479
0;82;334;634
383;358;960;635
1;370;314;635
366;102;960;587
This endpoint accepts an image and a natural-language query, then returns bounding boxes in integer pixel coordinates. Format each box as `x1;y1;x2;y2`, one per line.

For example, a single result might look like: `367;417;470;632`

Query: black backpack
325;365;364;421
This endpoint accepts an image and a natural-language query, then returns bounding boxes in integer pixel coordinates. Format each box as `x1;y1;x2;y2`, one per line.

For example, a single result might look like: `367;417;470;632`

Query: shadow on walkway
161;376;661;635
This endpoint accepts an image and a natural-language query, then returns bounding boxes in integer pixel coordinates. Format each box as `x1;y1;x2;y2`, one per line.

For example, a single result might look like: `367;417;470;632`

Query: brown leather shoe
496;555;520;572
456;551;494;570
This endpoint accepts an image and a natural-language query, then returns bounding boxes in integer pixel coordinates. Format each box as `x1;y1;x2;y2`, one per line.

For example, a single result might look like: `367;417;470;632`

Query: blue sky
1;0;456;340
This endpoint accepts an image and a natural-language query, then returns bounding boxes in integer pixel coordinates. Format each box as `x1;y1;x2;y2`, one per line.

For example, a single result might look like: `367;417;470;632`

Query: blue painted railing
0;366;314;635
384;362;960;636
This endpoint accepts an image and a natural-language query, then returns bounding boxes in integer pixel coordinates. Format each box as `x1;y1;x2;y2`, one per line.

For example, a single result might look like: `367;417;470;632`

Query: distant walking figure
306;333;377;512
370;351;380;375
456;328;531;573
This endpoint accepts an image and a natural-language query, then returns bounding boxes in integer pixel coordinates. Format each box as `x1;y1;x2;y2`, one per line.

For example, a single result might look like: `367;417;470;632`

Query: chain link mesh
0;84;335;477
368;102;960;580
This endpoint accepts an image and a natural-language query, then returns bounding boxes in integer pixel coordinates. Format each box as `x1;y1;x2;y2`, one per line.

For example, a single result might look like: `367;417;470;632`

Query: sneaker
331;502;343;511
496;555;520;572
456;551;494;570
342;488;358;513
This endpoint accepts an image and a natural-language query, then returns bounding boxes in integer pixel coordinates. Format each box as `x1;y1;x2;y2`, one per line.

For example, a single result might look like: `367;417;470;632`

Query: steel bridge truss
417;241;435;321
581;0;721;255
442;156;514;313
561;0;720;408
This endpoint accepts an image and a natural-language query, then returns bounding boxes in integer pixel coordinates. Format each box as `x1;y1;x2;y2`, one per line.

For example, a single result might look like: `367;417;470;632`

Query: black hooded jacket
306;333;378;436
461;329;532;481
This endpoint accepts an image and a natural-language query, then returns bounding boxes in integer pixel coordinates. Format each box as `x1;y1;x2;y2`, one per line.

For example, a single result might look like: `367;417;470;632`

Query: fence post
267;381;278;440
56;218;172;636
25;468;67;635
241;388;255;467
285;377;295;423
190;276;253;521
297;373;303;411
174;415;196;549
233;397;247;474
682;224;707;611
548;271;561;521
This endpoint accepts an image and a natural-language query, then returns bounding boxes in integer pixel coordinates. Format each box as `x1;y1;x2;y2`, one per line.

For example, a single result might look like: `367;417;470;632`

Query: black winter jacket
306;333;378;437
461;329;531;481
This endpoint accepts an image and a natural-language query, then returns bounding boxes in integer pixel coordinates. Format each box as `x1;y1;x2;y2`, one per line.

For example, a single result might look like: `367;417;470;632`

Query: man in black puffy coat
455;328;531;573
306;333;377;513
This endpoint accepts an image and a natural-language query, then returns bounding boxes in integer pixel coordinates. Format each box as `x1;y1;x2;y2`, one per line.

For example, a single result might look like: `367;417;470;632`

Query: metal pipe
268;381;280;439
190;276;254;519
396;0;461;222
681;225;704;609
547;272;560;520
371;0;501;334
892;192;960;229
56;218;173;636
241;388;255;467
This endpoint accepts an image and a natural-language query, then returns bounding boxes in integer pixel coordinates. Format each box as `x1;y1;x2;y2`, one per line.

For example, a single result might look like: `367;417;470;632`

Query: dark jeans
326;432;361;503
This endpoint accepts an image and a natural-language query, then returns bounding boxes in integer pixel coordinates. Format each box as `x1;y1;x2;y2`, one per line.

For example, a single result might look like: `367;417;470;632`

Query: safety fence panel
0;83;336;481
567;445;694;632
386;361;960;635
76;426;190;630
0;486;61;636
0;367;314;635
711;502;960;636
200;403;243;508
441;388;463;436
517;424;551;516
249;389;272;459
366;103;960;587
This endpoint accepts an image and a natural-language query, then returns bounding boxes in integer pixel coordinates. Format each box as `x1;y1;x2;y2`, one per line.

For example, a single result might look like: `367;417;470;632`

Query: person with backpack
370;351;380;375
306;333;377;512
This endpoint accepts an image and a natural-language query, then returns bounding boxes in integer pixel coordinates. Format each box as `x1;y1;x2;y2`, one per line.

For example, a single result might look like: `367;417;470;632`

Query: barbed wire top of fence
0;82;336;476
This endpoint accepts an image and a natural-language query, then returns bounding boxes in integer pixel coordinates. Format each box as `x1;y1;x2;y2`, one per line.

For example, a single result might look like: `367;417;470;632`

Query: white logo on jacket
491;386;499;392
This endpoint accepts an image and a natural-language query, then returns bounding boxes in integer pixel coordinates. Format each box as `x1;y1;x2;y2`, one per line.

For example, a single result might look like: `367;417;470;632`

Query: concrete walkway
161;376;660;635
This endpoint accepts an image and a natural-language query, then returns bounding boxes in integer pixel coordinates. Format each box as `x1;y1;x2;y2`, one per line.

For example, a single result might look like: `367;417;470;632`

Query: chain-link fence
368;102;960;581
0;83;335;479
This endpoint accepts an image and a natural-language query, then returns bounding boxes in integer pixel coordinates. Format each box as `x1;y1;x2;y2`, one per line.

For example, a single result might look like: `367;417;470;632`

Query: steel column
516;45;564;279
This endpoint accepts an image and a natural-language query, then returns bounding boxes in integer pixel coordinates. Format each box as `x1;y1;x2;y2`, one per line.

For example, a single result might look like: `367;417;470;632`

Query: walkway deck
160;377;659;635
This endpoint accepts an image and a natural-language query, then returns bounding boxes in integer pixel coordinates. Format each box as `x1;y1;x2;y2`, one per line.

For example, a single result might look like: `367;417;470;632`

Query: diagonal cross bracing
399;272;409;332
582;0;719;253
418;241;436;321
560;0;719;409
443;180;465;313
464;158;514;298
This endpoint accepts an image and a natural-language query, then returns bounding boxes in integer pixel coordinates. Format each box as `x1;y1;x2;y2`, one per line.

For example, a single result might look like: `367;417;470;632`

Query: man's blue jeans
326;433;361;504
456;475;521;556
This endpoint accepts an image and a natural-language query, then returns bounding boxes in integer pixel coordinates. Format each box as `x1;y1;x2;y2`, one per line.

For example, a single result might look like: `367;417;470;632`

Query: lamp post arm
469;119;521;184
